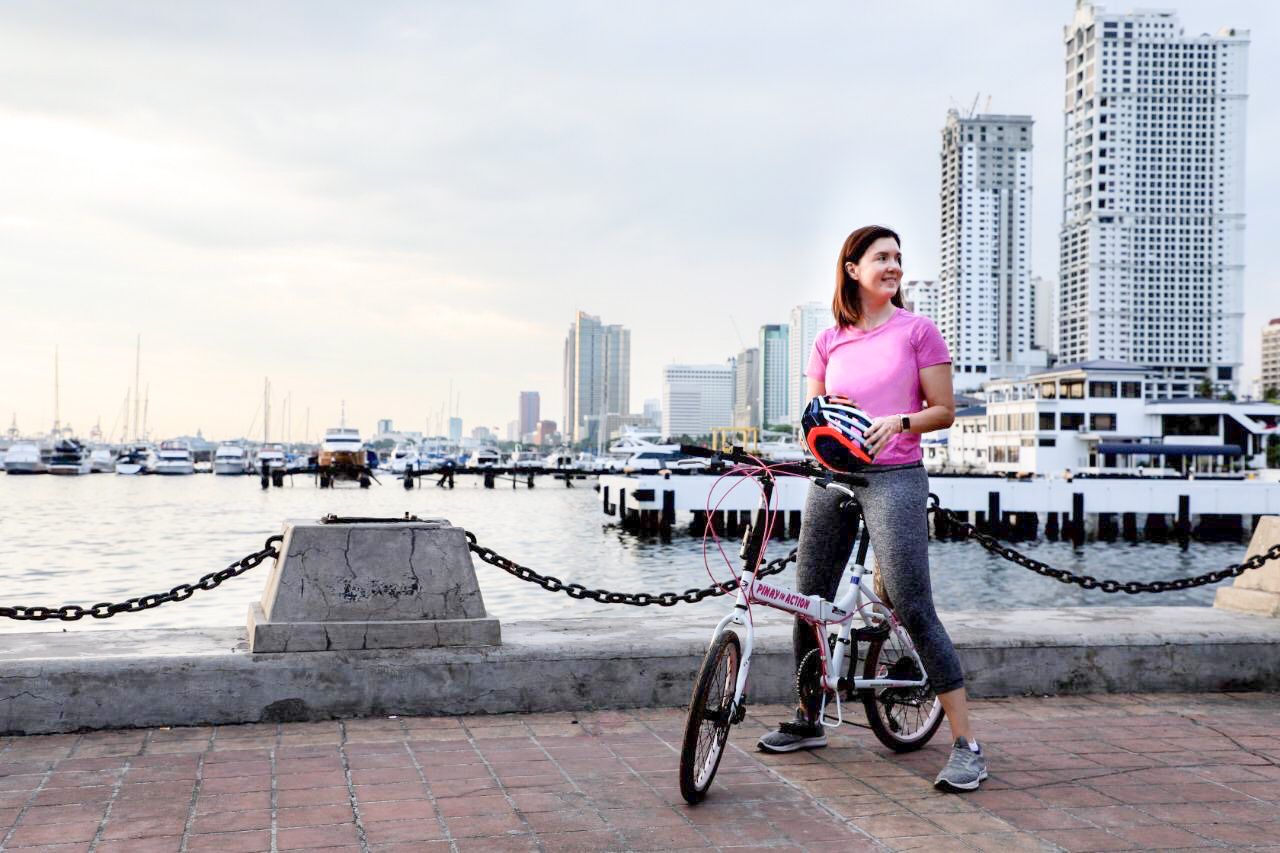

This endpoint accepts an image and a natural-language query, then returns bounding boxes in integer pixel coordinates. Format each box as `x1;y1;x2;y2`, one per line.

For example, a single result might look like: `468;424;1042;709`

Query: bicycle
676;445;945;805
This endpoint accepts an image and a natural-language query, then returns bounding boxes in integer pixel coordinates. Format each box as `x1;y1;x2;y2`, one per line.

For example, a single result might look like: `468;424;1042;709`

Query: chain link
0;535;283;622
927;497;1280;594
464;530;797;606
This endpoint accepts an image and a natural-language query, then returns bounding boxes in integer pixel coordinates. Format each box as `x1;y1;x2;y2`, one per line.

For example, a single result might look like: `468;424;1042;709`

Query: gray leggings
793;464;965;694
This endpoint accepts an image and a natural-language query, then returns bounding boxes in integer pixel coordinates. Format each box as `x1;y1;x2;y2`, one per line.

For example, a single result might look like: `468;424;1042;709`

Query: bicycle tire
679;630;741;804
859;629;944;753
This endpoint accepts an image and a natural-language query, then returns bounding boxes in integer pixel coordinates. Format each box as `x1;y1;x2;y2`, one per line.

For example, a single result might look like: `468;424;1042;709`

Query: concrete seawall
2;606;1277;735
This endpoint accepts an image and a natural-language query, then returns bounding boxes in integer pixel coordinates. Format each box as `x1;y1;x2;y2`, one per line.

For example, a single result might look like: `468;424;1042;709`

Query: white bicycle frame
712;477;930;729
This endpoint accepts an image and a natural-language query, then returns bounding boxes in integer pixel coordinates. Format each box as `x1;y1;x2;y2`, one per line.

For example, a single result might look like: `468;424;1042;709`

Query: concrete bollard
248;518;501;652
1214;516;1280;617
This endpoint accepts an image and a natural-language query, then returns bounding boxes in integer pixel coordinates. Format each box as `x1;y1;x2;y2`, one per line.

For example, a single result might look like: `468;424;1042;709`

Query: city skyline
2;2;1276;440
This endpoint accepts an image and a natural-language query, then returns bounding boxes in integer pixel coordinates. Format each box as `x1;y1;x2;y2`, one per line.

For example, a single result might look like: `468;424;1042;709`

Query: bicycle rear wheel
859;628;944;752
679;631;741;804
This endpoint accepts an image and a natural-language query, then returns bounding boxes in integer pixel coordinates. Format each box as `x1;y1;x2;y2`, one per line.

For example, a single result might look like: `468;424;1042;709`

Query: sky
2;1;1277;443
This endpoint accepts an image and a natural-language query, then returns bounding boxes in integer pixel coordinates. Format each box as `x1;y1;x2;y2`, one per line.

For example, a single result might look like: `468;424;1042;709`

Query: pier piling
1176;495;1191;551
988;492;1001;537
661;490;675;533
1045;511;1059;541
1122;512;1138;543
1071;493;1086;547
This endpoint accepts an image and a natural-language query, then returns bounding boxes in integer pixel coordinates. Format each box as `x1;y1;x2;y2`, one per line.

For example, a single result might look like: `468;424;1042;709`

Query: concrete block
249;518;500;652
1215;515;1280;616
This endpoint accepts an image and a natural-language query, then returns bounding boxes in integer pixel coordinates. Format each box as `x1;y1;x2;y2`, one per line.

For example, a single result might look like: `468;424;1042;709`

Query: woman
756;225;986;792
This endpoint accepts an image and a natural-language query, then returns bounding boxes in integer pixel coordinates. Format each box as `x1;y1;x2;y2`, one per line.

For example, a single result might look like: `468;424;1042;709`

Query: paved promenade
0;692;1276;851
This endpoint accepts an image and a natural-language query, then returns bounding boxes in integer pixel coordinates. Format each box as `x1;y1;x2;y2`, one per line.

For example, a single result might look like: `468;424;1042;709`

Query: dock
600;472;1280;541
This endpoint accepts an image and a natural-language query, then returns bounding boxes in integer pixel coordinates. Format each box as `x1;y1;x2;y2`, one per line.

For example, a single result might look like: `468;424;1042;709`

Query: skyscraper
733;347;760;428
939;109;1044;392
1060;3;1248;390
759;325;789;428
562;312;631;445
662;363;734;439
789;302;830;425
518;391;540;439
1262;319;1280;399
902;280;939;321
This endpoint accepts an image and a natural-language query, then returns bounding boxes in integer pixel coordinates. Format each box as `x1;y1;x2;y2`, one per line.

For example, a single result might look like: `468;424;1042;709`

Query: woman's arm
863;364;956;454
806;377;825;400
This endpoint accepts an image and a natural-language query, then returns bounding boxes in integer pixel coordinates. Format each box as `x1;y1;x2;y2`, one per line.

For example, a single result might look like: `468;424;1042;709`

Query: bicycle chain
927;497;1280;594
464;531;797;606
0;535;283;621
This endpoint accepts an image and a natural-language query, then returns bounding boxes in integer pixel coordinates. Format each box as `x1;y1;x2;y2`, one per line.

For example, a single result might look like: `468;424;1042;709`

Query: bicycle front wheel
678;630;741;804
860;629;945;753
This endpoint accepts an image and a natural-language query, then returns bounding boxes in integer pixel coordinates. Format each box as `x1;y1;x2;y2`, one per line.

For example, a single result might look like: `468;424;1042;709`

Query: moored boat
115;444;155;475
3;442;46;474
47;439;91;475
213;442;252;475
153;440;195;475
88;446;117;473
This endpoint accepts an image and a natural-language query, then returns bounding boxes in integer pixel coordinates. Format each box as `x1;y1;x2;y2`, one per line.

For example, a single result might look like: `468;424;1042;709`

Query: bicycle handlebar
678;444;867;488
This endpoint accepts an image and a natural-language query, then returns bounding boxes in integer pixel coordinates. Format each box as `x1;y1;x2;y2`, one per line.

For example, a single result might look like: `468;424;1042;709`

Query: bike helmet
802;395;875;472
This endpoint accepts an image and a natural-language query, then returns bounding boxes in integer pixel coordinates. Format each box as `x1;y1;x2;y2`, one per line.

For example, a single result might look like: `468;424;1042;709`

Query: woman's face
846;237;902;303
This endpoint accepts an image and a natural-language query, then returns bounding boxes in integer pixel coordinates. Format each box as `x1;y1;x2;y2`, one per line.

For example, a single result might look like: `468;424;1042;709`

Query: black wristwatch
900;415;911;433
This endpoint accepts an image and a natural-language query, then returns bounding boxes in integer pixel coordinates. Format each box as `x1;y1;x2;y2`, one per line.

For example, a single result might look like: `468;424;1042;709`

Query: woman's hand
864;416;904;456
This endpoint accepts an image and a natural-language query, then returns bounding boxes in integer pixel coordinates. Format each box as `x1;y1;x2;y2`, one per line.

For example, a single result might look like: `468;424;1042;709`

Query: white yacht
255;443;287;473
607;428;679;461
3;442;46;474
115;444;155;475
388;441;422;474
756;433;808;462
543;449;575;469
47;439;92;475
471;447;501;468
88;446;117;473
213;443;252;475
153;440;195;475
511;450;542;469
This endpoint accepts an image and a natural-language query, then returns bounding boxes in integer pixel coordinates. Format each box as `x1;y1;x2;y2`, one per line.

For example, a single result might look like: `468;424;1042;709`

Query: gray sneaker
933;737;988;792
756;715;827;753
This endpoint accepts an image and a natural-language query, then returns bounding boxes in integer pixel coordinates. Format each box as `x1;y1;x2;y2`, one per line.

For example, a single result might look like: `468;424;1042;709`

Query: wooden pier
599;472;1280;544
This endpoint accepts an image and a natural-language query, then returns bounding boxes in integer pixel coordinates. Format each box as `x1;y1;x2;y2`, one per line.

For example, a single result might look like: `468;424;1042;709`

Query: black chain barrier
464;530;797;606
9;496;1280;622
0;535;283;622
926;496;1280;594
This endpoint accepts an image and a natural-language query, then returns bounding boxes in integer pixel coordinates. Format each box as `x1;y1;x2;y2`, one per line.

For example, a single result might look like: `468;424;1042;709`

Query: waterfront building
759;325;789;428
642;398;662;429
376;419;393;435
976;361;1279;476
902;280;939;321
1262;318;1280;400
470;426;493;442
536;420;556;446
939;109;1046;393
789;302;830;425
562;312;631;445
733;347;760;428
662;363;734;439
1032;276;1058;360
518;392;540;439
447;417;462;443
1059;3;1249;392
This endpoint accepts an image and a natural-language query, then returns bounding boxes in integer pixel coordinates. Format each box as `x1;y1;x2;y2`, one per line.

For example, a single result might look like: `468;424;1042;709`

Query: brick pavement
0;692;1277;851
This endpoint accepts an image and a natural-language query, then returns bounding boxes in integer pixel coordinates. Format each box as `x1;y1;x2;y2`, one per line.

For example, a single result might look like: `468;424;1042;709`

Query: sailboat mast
132;334;141;442
53;346;60;437
263;378;271;444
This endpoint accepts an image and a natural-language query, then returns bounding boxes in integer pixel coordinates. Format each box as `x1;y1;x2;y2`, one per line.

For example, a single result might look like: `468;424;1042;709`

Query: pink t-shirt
806;309;951;465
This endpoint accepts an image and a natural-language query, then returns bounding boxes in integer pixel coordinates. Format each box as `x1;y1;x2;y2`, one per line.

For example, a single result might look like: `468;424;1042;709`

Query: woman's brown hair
832;225;903;328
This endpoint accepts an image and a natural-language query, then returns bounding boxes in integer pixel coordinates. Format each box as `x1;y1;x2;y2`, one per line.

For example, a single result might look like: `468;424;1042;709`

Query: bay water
0;473;1244;634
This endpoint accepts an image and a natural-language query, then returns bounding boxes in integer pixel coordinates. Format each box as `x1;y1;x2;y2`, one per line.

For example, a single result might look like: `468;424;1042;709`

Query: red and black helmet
802;395;875;473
